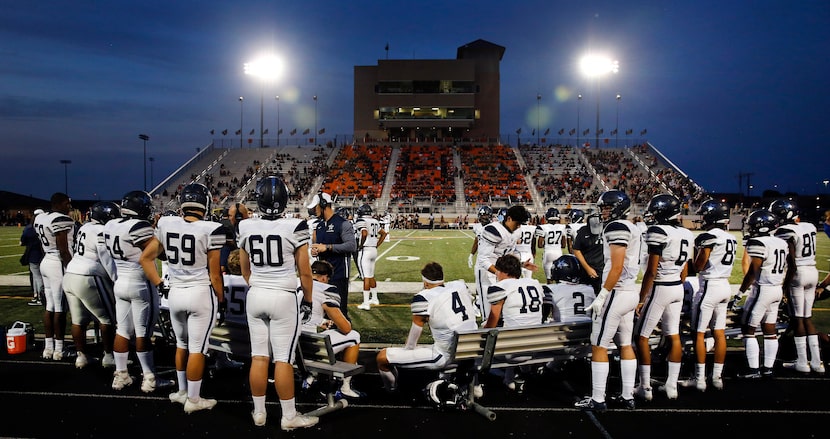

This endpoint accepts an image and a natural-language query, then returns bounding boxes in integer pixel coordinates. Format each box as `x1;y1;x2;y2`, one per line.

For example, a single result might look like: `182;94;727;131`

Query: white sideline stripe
1;390;828;415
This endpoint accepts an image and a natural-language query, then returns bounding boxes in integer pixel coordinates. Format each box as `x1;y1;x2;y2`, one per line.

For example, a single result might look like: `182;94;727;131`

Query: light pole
238;97;244;148
576;94;582;147
148;157;155;189
580;55;619;148
536;93;541;145
245;56;282;149
275;95;280;146
138;134;149;191
615;93;621;148
59;159;71;194
313;95;318;145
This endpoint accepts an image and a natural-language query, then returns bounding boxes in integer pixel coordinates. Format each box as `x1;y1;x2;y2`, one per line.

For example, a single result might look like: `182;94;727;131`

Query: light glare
244;56;283;80
580;55;619;77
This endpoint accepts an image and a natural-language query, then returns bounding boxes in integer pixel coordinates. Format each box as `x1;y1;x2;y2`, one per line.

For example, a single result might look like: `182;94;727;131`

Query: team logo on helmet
745;209;779;238
568;209;585;224
550;255;584;284
696;199;729;227
255;176;290;219
545;207;560;221
645;194;681;225
180;183;211;214
357;204;373;217
90;201;121;224
768;199;798;224
120;190;153;220
597;190;631;222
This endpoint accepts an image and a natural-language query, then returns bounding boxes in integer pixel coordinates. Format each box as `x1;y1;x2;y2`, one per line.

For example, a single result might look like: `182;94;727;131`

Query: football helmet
120;190;153;220
597;190;631;221
255;176;289;219
90;201;121;224
180;183;211;215
569;209;585;224
696;199;729;227
424;379;461;409
745;209;779;238
336;207;351;219
645;194;681;225
357;204;372;218
550;254;584;284
768;199;798;224
477;206;493;224
497;208;508;222
545;208;560;221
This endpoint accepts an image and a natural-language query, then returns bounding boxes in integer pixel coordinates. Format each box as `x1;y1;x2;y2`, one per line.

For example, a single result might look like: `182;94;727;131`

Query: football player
484;254;550;390
376;262;477;391
736;209;788;378
62;201;120;369
103;190;173;392
303;260;363;398
355;204;387;310
575;190;641;411
140;183;226;413
683;199;737;391
237;176;318;431
543;255;596;323
33;192;75;360
469;205;493;317
565;208;586;253
475;206;535;320
535;208;567;283
634;194;694;401
771;199;824;373
515;219;537;279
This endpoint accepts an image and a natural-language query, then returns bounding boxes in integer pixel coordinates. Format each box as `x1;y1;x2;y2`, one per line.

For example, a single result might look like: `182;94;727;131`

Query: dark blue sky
2;1;828;201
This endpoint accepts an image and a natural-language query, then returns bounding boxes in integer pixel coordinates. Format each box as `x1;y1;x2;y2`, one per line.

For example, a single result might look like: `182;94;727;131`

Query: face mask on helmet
588;214;603;235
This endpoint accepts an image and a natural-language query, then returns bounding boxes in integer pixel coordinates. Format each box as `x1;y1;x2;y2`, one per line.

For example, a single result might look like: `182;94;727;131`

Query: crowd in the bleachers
459;143;530;204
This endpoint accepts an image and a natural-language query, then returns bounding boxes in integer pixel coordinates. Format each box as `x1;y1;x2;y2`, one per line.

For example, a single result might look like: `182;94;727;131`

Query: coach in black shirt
308;192;357;319
572;213;604;294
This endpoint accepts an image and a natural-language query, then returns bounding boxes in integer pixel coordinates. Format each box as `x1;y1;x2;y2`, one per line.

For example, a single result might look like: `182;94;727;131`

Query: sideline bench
295;332;365;418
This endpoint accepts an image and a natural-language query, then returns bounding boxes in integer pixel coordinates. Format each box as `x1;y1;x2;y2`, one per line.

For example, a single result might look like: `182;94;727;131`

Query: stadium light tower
576;94;582;147
275;95;280;146
148;157;155;189
615;93;621;148
580;55;619;148
536;93;541;145
238;97;244;148
313;95;318;145
59;159;71;194
138;134;149;191
244;56;283;148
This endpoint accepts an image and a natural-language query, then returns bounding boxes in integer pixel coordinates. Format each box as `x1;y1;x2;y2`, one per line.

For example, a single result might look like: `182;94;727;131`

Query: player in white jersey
62;201;120;369
736;209;788;378
469;206;493;318
475;206;535;320
237;176;318;431
381;211;392;241
576;190;641;411
355;204;388;310
33;192;75;361
103;190;173;393
683;199;737;391
634;195;694;401
376;262;477;391
543;255;596;323
515;223;537;279
536;208;567;283
771;199;824;373
140;184;226;413
565;208;586;253
303;260;363;398
484;255;549;390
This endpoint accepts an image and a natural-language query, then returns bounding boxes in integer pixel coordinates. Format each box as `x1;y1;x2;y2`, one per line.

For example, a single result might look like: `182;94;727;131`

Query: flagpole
239;96;244;148
276;95;280;146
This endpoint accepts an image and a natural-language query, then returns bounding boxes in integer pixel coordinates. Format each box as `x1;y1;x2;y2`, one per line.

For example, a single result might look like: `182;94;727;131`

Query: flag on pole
222;129;228;135
597;128;604;135
235;129;241;135
544;128;551;135
640;129;647;135
210;129;214;135
569;128;576;135
303;128;310;135
249;129;255;135
583;129;589;136
278;128;283;135
290;128;297;135
557;128;563;135
625;129;633;135
263;129;269;134
611;129;617;135
516;128;522;134
318;128;325;134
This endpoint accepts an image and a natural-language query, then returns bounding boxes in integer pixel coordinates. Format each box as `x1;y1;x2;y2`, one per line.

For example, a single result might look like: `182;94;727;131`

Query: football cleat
169;390;188;405
679;378;706;392
357;302;371;310
112;370;134;390
659;383;678;400
609;394;636;410
761;367;774;378
574;397;607;412
369;297;380;305
184;398;217;414
252;411;267;427
473;384;484;398
74;352;88;369
738;369;761;379
141;373;175;393
337;387;366;399
634;385;653;401
783;362;810;373
811;362;826;374
711;376;724;390
280;414;319;431
42;347;54;360
101;352;115;368
52;350;64;361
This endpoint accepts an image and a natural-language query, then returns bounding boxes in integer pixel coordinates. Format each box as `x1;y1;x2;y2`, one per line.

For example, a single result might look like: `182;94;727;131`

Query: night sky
2;1;828;201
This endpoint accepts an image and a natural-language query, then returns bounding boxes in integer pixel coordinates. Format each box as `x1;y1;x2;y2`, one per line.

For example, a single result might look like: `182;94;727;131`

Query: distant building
354;39;505;142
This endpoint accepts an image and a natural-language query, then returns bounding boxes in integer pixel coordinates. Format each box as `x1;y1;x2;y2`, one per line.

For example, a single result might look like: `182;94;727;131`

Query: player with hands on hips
355;204;387;310
736;209;788;379
140;183;226;413
237;176;318;431
303;260;364;398
575;190;641;411
634;194;694;401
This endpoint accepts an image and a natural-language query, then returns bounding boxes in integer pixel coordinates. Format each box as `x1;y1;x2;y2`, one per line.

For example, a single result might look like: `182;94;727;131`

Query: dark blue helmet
180;183;211;216
745;209;779;238
477;206;493;224
568;209;585;224
545;208;560;221
696;199;729;228
357;204;372;217
120;190;153;220
550;255;585;284
768;199;798;224
255;176;289;219
90;201;121;224
597;190;631;221
645;194;681;225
